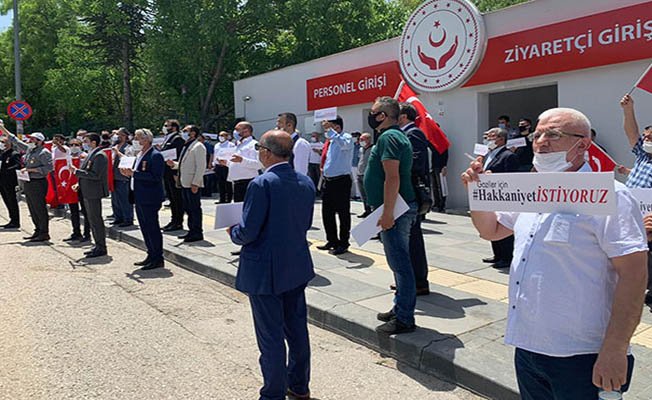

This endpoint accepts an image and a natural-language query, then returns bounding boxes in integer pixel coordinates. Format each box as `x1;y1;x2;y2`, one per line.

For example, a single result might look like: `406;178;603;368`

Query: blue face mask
233;130;241;141
82;143;91;151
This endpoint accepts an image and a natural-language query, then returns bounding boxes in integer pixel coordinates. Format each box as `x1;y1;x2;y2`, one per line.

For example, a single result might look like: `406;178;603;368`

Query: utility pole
13;0;23;135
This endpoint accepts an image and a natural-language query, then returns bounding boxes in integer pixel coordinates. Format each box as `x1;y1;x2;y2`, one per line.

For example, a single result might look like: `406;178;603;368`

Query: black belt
323;174;350;182
234;178;253;184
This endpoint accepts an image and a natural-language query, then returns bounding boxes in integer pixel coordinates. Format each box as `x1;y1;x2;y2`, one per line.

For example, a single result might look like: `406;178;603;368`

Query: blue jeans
515;348;634;400
111;180;133;223
380;202;417;325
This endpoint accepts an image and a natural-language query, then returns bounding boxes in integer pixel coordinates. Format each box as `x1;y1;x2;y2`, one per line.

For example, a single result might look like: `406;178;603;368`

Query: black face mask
519;125;529;133
368;112;383;130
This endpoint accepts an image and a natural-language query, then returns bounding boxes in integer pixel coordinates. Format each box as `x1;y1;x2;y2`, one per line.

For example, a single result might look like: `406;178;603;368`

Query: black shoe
84;248;97;255
141;260;164;270
178;233;189;240
377;310;396;322
287;389;311;400
2;222;19;229
86;249;107;258
183;236;203;243
63;234;83;242
23;233;38;240
370;235;380;241
317;242;336;251
118;222;133;228
416;287;431;296
645;292;652;306
357;211;371;219
329;246;349;255
376;319;416;335
482;257;497;263
492;260;511;269
163;224;183;232
134;258;151;266
79;236;91;243
231;250;241;256
110;220;124;226
28;235;50;243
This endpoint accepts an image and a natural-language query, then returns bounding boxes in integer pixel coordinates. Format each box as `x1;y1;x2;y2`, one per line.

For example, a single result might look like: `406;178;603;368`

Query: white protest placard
351;196;410;247
118;156;136;170
314;107;338;124
214;202;243;230
474;143;489;156
153;137;166;146
629;189;652;216
507;137;527;149
467;172;617;215
160;149;177;161
16;169;30;182
203;133;219;140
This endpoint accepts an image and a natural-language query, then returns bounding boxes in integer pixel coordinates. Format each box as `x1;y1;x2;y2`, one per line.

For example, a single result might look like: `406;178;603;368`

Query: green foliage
0;0;527;135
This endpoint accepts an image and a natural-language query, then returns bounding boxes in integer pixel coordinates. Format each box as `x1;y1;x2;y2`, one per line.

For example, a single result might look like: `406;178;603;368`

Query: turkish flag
587;143;616;172
635;63;652;95
54;158;80;204
104;149;114;192
45;172;58;208
395;80;450;154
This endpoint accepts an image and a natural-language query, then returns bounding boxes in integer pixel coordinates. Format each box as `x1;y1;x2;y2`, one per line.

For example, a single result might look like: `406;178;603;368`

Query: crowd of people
0;92;651;400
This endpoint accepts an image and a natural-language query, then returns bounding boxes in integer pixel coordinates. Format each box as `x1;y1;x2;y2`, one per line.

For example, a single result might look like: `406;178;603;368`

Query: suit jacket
485;146;520;173
160;133;185;179
173;139;207;188
133;147;165;206
0;148;21;186
76;147;109;199
230;163;316;295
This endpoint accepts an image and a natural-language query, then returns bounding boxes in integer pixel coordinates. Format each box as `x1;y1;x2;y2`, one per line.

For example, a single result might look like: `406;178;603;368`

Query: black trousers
23;178;49;235
409;214;429;289
491;235;514;263
181;187;203;238
321;175;351;247
233;179;253;203
69;198;90;238
308;163;321;192
164;172;183;226
215;165;233;203
431;167;446;212
0;180;19;225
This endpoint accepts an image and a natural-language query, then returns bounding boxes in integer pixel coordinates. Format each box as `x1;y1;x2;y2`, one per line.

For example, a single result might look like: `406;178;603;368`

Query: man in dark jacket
0;135;21;228
159;119;185;231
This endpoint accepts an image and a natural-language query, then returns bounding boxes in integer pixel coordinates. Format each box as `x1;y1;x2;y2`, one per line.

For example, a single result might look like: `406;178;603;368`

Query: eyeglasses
532;129;586;142
254;143;270;152
369;111;385;117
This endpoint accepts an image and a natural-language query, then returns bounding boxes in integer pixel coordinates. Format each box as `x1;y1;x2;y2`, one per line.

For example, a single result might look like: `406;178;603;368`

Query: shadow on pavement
125;268;174;283
308;274;332;288
334;252;377;269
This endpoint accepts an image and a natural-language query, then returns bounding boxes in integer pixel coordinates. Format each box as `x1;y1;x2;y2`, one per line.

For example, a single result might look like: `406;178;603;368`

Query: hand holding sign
461;154;485;187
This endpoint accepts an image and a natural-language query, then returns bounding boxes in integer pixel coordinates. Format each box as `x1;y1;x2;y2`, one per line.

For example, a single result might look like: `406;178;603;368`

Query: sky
0;11;12;32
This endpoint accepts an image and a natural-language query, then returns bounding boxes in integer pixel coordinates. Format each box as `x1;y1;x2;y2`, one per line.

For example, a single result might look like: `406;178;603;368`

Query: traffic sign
7;100;32;121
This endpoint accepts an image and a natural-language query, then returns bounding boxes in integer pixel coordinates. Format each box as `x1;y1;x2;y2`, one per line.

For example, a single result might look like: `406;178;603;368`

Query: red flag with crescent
104;149;114;192
634;62;652;95
54;158;80;204
587;144;616;172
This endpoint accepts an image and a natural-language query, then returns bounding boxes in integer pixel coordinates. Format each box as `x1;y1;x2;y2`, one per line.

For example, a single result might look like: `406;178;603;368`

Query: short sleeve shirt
363;126;416;209
626;137;652;188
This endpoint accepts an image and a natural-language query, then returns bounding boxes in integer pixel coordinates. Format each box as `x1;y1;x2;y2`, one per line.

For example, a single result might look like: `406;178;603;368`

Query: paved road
0;211;483;400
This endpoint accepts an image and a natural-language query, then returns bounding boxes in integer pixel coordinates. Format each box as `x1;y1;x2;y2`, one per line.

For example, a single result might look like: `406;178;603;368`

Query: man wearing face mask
498;115;519;140
462;107;647;399
620;94;652;189
356;133;373;218
1;128;54;242
111;127;134;228
167;125;206;243
481;128;519;269
73;133;109;258
213;130;235;204
0;135;21;229
307;132;323;193
65;138;91;242
159;119;185;232
513;118;534;172
277;113;311;177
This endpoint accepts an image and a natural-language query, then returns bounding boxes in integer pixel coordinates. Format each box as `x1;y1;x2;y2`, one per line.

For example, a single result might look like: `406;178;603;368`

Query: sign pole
13;0;23;135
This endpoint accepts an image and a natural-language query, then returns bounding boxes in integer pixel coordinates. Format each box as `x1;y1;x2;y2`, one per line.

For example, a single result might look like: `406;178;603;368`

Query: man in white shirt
223;121;262;202
213;130;236;204
462;108;648;399
277;112;311;176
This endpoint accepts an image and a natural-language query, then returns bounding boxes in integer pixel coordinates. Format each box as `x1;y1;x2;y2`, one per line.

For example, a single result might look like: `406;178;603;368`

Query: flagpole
394;79;405;100
628;62;652;96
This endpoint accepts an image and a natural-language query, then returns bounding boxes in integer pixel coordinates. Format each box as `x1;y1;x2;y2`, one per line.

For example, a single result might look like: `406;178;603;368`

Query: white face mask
310;137;317;143
0;143;5;151
70;146;81;155
132;142;143;152
643;141;652;154
485;140;497;150
162;126;168;135
181;131;190;141
218;136;226;143
27;142;36;150
533;151;572;172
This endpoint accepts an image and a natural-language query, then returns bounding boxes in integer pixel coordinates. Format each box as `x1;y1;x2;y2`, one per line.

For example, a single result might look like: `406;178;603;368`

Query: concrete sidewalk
31;198;652;398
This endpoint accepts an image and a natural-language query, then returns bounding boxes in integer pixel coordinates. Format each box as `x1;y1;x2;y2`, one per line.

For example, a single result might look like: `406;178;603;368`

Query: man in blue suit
229;130;316;400
120;128;166;270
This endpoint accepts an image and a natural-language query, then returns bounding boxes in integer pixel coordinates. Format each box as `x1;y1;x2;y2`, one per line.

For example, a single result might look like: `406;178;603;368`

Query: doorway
487;85;558;130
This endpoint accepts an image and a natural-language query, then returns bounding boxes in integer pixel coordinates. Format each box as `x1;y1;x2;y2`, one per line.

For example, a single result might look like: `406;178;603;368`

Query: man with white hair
462;108;648;399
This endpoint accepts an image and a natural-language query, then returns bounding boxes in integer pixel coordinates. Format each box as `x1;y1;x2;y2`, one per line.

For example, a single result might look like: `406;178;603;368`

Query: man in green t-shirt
363;96;418;335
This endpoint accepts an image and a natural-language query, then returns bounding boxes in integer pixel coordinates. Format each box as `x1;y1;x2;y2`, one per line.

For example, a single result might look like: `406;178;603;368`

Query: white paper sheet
214;202;244;230
440;173;449;198
474;143;489;156
351;196;410;247
118;156;136;169
16;170;30;182
160;149;177;161
314;107;338;124
506;137;527;148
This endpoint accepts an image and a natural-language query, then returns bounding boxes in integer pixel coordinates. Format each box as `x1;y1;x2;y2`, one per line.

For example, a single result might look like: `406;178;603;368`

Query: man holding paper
228;130;315;400
364;96;418;335
0;135;21;229
159;119;185;232
461;107;648;399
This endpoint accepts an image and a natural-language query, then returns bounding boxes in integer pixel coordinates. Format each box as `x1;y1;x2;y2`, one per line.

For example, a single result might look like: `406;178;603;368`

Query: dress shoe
118;222;133;228
134;258;151;266
482;256;497;263
110;219;124;226
183;236;203;243
79;235;91;243
63;234;83;242
23;233;38;240
316;242;336;251
86;249;107;258
376;319;416;335
357;211;371;219
84;248;97;255
287;389;311;400
492;260;511;269
28;235;50;243
141;260;164;270
231;250;241;256
2;222;19;229
645;291;652;306
178;233;189;240
162;224;183;232
377;309;396;322
416;287;431;296
329;246;349;256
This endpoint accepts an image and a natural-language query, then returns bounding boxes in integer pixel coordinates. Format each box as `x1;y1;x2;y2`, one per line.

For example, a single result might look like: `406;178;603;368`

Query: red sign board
7;100;33;121
465;2;652;87
306;61;402;111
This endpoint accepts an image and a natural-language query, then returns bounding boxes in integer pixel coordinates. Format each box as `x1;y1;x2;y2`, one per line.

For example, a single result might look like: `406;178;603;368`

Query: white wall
234;0;652;210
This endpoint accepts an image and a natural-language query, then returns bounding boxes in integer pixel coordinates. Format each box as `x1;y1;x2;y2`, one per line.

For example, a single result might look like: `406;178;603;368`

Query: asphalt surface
0;209;484;400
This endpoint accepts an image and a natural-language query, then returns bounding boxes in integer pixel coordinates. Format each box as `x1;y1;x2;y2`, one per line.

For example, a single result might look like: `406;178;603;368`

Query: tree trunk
121;40;133;131
200;38;229;128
